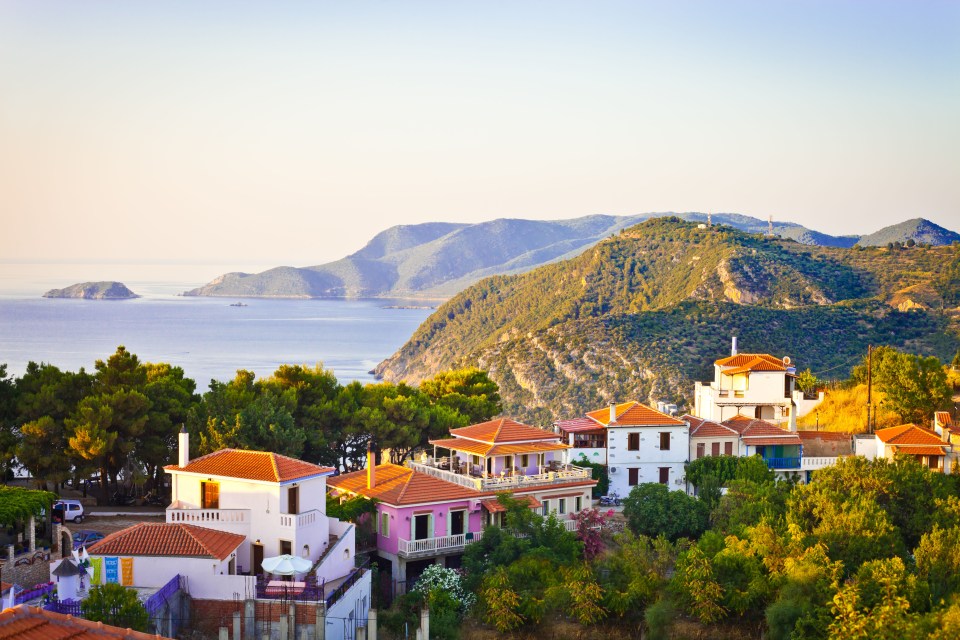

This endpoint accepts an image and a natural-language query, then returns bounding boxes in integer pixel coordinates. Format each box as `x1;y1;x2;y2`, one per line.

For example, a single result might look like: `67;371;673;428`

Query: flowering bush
412;564;476;612
572;508;611;560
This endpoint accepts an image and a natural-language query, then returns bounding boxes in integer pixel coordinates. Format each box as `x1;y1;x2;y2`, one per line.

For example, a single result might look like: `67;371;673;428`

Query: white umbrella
261;554;312;576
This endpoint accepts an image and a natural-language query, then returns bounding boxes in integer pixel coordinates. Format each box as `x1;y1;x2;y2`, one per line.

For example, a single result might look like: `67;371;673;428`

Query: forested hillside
376;218;960;422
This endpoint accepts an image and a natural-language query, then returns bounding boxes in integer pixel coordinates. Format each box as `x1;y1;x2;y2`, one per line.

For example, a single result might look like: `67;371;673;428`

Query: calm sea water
0;263;434;387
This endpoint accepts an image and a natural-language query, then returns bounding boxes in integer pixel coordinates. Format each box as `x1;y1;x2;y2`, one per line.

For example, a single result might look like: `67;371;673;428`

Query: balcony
279;509;322;530
408;461;592;491
166;507;250;525
764;457;801;470
398;520;581;558
801;456;846;471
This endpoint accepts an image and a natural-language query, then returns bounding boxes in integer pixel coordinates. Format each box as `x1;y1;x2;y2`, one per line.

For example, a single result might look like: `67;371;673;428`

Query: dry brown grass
459;616;763;640
797;384;901;433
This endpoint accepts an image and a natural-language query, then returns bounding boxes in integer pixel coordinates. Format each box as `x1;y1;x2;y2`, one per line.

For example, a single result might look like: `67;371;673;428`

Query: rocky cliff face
43;282;139;300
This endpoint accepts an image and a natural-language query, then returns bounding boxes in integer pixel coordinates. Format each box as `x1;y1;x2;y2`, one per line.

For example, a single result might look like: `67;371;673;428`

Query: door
201;482;219;509
659;467;670;484
287;486;299;515
450;510;465;536
252;543;264;576
414;514;431;540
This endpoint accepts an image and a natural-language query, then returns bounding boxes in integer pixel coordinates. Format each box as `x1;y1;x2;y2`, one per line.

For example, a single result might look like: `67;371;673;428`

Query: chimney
731;336;738;356
609;403;617;425
178;425;189;468
366;443;376;489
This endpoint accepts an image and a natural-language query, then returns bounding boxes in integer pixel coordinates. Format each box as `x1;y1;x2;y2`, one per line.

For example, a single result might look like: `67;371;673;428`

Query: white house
693;341;822;429
573;402;689;498
871;424;951;473
686;415;741;461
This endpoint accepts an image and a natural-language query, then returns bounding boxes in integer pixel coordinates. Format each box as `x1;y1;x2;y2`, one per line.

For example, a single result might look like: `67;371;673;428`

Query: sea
0;262;435;388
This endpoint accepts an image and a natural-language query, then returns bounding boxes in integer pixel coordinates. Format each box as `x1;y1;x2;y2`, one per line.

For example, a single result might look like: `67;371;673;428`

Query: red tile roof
722;416;802;445
481;495;541;513
428;438;569;457
889;445;946;456
0;606;170;639
328;463;483;506
934;412;954;426
86;523;244;560
585;401;685;427
449;419;561;444
875;424;946;446
164;449;334;483
715;353;788;368
555;417;606;433
685;415;739;438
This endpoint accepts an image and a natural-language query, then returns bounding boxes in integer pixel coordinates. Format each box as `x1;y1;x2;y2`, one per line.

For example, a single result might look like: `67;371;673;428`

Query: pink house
328;419;597;583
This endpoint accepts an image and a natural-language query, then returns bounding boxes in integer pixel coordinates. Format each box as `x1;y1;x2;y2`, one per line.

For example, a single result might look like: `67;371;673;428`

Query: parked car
72;530;104;549
53;499;84;523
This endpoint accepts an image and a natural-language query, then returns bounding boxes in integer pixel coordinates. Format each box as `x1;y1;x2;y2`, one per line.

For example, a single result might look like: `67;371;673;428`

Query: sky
1;0;957;267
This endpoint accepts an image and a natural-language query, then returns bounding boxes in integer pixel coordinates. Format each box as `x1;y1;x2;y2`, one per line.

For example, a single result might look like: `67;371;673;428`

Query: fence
15;581;55;605
43;598;82;616
144;574;183;615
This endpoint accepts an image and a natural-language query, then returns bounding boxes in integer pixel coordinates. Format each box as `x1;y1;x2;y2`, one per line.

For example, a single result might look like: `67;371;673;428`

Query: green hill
375;218;960;423
856;218;960;247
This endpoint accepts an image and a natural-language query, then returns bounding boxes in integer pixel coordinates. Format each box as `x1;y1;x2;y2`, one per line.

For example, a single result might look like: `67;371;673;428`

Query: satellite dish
783;356;792;365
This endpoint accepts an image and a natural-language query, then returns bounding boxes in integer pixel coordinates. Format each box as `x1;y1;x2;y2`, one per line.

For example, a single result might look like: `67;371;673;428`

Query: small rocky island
43;281;140;300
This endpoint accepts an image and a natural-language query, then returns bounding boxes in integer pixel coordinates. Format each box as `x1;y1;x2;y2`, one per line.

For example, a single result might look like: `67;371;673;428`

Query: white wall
86;555;233;589
607;424;689;498
315;522;355;583
325;570;372;640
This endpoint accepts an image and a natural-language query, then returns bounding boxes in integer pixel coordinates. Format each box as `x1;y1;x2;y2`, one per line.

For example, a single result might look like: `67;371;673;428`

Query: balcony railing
166;508;250;524
801;456;846;471
398;531;485;557
279;509;322;530
408;461;592;491
765;457;801;470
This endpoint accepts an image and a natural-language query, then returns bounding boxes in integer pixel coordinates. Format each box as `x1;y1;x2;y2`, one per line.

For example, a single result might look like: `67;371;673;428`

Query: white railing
279;509;322;529
408;461;591;491
801;456;847;471
398;531;485;557
166;508;250;524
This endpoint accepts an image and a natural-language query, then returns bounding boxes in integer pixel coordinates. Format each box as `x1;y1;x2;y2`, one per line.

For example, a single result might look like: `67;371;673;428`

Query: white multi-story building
564;402;689;498
693;340;823;430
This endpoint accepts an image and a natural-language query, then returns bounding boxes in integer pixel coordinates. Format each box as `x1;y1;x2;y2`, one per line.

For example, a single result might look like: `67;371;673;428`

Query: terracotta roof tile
555;417;606;433
685;415;739;438
481;496;541;513
722;416;802;444
428;438;570;457
586;401;685;427
889;445;947;456
934;411;954;426
449;419;561;444
164;449;334;483
328;463;483;505
0;605;170;640
87;523;244;560
715;353;787;368
875;424;946;446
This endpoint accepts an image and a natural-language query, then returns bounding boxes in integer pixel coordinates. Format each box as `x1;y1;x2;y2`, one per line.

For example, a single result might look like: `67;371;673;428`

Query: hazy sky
1;1;957;266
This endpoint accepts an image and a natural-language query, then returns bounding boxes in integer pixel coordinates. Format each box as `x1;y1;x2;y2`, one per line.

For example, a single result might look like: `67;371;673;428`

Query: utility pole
866;344;873;434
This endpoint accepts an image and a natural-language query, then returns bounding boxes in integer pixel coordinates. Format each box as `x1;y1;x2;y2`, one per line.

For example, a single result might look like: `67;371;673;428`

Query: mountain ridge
374;218;960;423
183;214;957;299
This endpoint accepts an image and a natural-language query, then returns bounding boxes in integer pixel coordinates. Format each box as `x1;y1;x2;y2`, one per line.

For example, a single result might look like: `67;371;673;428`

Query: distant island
43;281;139;300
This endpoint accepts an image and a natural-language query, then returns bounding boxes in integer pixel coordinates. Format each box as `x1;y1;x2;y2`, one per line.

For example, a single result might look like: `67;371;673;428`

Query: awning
481;495;542;513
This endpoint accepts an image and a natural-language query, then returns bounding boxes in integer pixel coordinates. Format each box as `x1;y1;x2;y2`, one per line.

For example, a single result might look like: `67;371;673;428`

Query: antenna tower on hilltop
768;215;773;237
707;212;712;227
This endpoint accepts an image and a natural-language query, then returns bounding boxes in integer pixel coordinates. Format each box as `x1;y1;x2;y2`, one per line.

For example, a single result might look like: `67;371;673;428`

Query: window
659;432;671;450
696;442;705;459
280;540;292;556
575;496;582;512
538;453;546;467
658;467;669;484
711;442;720;456
724;442;733;455
541;500;550;516
504;456;513;472
628;433;640;451
201;482;219;509
520;454;529;468
380;512;389;537
471;455;480;466
628;468;639;486
559;498;566;515
287;486;299;515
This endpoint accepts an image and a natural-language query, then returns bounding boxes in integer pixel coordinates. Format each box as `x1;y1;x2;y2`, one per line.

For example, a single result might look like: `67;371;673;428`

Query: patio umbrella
261;554;313;576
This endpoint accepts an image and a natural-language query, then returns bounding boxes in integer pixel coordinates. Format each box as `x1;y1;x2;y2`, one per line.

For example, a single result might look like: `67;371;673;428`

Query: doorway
413;514;431;541
450;510;465;536
252;543;264;576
